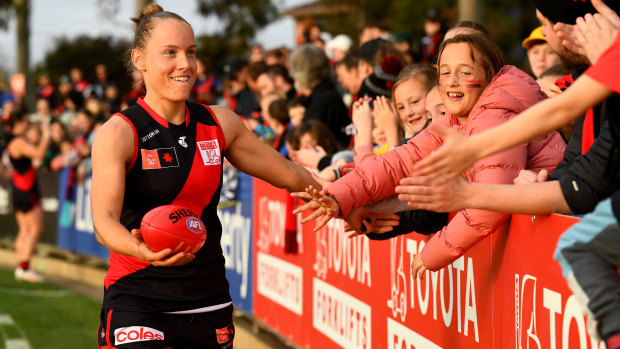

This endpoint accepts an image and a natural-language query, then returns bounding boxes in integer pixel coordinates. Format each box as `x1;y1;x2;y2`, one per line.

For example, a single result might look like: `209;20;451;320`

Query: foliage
196;0;279;47
196;33;247;79
0;0;12;30
317;0;537;66
34;35;132;94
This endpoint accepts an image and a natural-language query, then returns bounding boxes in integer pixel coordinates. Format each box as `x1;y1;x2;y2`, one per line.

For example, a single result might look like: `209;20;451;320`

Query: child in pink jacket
298;34;566;273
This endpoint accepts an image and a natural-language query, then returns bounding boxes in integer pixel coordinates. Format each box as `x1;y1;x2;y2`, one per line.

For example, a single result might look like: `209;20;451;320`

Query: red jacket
325;66;566;270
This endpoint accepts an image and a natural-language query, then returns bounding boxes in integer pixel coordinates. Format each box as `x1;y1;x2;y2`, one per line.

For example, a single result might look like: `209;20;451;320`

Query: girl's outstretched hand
291;185;341;231
413;125;474;182
411;253;427;280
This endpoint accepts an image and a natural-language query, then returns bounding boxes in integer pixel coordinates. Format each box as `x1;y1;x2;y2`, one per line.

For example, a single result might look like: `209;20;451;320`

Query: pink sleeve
585;32;620;94
421;117;528;270
325;127;443;217
353;144;376;165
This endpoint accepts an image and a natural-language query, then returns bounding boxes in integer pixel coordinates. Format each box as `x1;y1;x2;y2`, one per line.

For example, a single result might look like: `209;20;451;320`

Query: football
140;205;206;253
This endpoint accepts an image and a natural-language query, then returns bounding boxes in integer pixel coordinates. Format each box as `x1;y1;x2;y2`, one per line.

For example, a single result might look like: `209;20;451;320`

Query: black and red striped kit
8;135;41;212
98;98;234;348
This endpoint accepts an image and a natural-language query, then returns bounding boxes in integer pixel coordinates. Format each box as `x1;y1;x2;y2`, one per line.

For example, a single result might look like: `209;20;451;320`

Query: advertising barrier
252;179;604;349
45;166;604;348
56;168;108;259
219;172;254;314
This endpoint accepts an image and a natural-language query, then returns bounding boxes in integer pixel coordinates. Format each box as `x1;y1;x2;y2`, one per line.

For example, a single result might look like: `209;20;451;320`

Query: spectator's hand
373;96;401;144
413;125;473;182
294;145;327;169
344;207;400;238
352;97;374;146
396;175;471;212
573;1;620;64
544;84;563;98
513;169;548;185
554;22;583;57
555;0;620;63
411;253;427;280
291;185;340;231
131;229;195;267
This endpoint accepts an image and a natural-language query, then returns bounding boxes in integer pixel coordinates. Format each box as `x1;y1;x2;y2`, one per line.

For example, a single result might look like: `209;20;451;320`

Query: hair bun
131;3;164;25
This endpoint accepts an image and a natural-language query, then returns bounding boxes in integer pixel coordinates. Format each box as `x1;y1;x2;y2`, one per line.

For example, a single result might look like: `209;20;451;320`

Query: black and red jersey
8;135;41;212
103;98;230;312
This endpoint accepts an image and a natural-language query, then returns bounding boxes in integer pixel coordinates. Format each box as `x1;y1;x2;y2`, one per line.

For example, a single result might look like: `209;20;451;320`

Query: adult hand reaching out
574;0;620;64
291;185;341;231
555;0;620;63
395;175;472;212
413;125;474;182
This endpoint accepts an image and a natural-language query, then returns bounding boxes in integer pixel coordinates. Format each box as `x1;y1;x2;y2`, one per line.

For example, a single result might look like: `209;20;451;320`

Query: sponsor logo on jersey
141;129;160;143
178;136;188;148
114;326;164;345
186;216;204;234
197;139;221;166
215;324;234;344
141;148;179;170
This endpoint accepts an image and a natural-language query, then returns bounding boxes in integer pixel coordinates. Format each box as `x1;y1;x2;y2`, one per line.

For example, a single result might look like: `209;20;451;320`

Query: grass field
0;267;100;349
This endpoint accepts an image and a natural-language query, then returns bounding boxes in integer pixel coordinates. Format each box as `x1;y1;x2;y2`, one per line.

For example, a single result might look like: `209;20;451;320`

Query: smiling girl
294;33;566;277
91;5;320;348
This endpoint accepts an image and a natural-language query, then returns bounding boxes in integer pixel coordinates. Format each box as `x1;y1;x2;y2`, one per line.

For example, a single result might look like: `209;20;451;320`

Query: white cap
325;34;353;60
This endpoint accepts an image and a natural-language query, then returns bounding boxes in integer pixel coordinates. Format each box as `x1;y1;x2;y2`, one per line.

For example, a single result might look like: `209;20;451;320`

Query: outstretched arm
414;75;613;181
396;175;571;215
216;105;322;193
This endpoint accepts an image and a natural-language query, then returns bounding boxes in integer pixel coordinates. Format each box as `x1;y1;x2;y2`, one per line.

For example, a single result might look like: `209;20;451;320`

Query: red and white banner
252;179;603;348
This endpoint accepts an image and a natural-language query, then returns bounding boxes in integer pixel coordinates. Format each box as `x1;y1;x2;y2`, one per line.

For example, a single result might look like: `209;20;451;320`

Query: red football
140;205;206;253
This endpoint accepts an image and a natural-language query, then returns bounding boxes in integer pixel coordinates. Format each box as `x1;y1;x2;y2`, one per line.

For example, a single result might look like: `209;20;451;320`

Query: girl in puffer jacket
293;33;566;277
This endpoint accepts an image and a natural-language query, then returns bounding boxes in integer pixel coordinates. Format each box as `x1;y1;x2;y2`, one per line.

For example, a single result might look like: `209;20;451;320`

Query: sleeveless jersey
103;98;230;312
8;135;41;212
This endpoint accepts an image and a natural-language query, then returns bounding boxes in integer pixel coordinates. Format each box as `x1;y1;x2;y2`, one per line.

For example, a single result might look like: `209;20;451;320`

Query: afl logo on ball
186;217;204;234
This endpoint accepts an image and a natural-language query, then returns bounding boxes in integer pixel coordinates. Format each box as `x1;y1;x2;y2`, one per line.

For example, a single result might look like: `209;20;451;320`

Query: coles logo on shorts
114;326;164;345
186;216;204;234
197;139;221;166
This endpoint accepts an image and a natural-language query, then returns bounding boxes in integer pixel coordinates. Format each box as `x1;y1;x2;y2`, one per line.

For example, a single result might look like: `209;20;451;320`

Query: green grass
0;268;100;349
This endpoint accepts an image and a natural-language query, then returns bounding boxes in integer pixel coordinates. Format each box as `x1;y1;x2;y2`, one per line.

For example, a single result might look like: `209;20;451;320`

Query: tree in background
34;36;131;94
195;0;279;74
196;0;278;47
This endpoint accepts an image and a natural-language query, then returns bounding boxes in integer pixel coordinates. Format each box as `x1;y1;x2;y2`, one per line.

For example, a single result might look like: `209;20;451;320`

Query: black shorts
12;184;40;213
97;305;234;349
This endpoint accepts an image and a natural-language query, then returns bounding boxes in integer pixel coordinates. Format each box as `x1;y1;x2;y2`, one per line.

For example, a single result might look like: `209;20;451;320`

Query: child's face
289;105;305;127
26;126;41;144
299;133;317;149
394;78;428;136
425;86;446;122
371;123;387;145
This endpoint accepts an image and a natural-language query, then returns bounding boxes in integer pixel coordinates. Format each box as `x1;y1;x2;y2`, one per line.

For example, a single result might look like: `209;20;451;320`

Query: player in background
90;4;327;348
6;111;50;282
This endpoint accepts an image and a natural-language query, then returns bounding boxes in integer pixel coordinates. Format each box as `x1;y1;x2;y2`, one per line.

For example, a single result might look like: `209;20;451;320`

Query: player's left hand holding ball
130;228;195;267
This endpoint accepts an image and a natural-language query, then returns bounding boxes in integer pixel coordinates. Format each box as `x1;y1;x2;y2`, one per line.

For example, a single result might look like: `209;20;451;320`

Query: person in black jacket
289;44;351;148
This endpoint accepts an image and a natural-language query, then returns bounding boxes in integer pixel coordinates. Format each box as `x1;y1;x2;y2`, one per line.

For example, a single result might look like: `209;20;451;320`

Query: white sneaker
15;267;44;283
